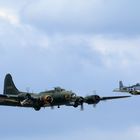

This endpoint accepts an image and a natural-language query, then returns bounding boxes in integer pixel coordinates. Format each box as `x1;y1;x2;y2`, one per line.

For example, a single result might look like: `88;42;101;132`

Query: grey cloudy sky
0;0;140;140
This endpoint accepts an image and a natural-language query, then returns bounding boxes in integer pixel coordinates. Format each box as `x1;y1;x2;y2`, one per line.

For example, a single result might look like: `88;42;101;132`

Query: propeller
78;97;85;111
80;104;84;111
26;87;30;93
93;104;96;108
51;106;54;109
80;99;84;111
73;96;84;111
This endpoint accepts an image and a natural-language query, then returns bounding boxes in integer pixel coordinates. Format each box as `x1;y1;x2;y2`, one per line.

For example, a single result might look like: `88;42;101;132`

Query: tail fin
119;81;123;89
3;74;19;95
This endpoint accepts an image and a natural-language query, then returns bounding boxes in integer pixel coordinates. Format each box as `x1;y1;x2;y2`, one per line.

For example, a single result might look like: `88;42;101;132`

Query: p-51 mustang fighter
0;74;130;111
113;81;140;95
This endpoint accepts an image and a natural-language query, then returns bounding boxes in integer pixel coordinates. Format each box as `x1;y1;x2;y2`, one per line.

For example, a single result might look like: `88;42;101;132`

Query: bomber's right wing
72;95;130;110
100;95;131;101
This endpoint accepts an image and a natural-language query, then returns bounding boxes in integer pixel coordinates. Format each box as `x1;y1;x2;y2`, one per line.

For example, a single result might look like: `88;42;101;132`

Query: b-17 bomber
0;74;130;111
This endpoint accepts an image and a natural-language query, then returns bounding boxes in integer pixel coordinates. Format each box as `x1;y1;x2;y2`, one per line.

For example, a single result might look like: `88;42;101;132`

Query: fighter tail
3;74;19;95
119;81;124;89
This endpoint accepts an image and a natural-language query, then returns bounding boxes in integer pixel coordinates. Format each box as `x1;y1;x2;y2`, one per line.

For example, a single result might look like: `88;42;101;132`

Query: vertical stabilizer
3;74;19;95
119;81;124;90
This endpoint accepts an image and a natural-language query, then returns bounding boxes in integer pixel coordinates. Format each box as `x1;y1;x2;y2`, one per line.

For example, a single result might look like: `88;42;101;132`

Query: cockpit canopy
136;83;140;86
54;87;65;92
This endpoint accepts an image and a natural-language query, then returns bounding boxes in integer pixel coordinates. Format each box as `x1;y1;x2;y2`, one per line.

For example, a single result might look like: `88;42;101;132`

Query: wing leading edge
100;95;131;101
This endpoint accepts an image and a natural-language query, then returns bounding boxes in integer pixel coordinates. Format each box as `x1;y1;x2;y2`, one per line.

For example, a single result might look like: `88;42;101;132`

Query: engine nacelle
64;94;71;100
41;95;53;105
84;95;100;104
73;96;84;107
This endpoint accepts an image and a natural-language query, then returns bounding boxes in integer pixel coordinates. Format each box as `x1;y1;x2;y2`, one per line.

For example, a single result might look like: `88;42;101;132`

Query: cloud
21;0;140;34
1;1;140;35
88;35;140;69
37;34;140;73
0;8;20;25
0;19;140;75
